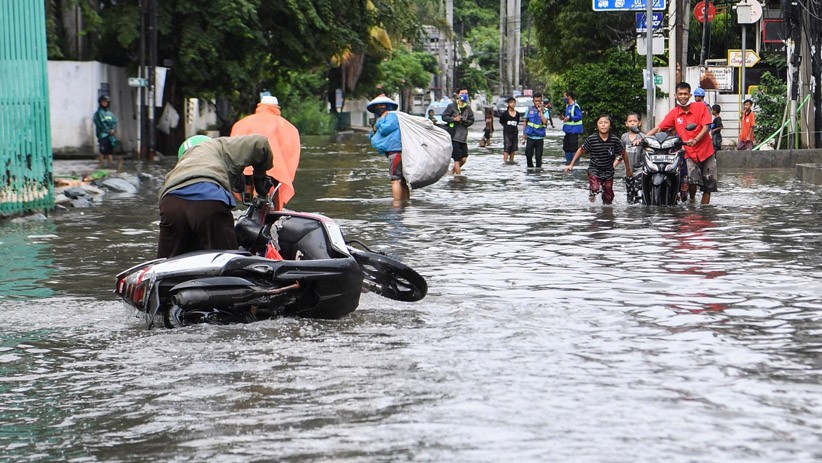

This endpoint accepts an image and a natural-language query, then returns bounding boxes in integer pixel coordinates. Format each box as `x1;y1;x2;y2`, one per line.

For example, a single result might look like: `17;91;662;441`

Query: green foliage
464;24;500;90
456;63;489;95
550;50;650;134
687;11;742;65
44;0;64;59
454;1;500;92
529;0;634;73
285;99;337;136
377;48;438;95
751;72;787;146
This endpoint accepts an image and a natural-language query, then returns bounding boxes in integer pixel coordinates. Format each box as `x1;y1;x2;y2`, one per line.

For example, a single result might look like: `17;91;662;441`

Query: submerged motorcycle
634;123;696;206
115;189;427;329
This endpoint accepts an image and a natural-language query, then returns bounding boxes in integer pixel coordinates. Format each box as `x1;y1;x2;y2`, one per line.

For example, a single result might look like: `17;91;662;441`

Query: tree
551;50;648;134
751;72;787;147
529;0;635;72
376;48;438;112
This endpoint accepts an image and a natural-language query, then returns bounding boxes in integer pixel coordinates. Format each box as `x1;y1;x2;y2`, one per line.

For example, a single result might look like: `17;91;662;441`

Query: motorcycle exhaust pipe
172;283;301;309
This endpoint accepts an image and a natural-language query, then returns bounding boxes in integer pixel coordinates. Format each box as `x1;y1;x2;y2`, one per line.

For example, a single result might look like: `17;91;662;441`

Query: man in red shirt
646;82;717;205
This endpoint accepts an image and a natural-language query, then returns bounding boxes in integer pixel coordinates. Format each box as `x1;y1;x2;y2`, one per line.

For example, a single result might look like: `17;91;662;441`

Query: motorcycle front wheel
350;250;427;302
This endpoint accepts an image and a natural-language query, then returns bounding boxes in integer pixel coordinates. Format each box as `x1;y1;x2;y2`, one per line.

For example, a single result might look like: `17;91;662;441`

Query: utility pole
499;0;506;95
445;0;454;97
700;1;711;65
138;0;145;159
147;0;157;159
645;0;654;130
498;0;520;96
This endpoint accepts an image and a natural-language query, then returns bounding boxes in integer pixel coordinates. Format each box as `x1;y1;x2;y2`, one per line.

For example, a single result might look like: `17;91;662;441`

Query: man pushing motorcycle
645;82;717;205
157;134;277;258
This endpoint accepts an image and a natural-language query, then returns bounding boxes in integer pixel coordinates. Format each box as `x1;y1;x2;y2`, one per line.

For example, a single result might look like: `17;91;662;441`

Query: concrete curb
717;149;822;169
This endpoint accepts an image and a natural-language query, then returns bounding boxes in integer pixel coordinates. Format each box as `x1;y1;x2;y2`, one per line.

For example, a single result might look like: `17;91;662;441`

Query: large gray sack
394;111;452;189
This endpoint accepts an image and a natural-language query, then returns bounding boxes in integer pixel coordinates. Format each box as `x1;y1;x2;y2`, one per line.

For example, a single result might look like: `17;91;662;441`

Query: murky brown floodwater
1;129;821;462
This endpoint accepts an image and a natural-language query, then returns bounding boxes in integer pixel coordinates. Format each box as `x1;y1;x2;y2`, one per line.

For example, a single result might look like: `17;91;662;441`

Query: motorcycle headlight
644;138;661;149
660;138;679;150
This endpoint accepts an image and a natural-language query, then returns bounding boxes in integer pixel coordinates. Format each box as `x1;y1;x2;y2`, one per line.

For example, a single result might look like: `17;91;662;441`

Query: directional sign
128;77;149;88
636;12;663;32
728;49;760;67
593;0;666;12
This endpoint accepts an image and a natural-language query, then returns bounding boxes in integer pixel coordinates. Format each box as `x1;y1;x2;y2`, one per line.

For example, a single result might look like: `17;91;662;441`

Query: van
426;100;452;126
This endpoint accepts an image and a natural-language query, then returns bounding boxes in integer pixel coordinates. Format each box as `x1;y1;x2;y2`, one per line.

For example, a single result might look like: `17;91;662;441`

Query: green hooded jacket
159;135;273;202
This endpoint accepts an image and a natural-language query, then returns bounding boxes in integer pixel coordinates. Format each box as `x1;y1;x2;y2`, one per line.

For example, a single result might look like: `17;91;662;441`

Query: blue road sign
592;0;666;12
635;12;663;32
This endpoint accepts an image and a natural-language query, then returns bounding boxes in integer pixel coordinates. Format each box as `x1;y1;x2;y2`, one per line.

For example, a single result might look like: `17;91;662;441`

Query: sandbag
394;111;452;189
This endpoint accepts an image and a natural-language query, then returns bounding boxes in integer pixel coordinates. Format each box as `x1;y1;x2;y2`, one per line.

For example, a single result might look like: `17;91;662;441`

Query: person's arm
647;111;674;136
441;104;456;123
687;125;710;147
617;144;631;177
375;112;399;136
463;107;475;126
570;105;582;122
539;106;548;125
563;146;585;173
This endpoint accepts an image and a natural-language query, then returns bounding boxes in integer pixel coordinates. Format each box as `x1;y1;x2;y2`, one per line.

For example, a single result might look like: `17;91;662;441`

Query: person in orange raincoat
230;94;300;210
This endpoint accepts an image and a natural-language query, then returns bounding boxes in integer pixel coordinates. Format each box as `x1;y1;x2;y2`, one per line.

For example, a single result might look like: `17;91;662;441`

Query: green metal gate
0;0;54;216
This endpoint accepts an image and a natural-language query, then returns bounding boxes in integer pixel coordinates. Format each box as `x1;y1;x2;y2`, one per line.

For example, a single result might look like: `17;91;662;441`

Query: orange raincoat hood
230;104;300;208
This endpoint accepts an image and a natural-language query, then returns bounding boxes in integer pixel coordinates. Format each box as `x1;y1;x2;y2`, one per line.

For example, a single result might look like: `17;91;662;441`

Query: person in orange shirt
230;94;300;209
737;99;756;150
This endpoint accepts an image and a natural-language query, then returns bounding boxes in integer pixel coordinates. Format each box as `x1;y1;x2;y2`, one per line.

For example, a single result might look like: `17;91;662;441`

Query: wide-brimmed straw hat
366;95;399;113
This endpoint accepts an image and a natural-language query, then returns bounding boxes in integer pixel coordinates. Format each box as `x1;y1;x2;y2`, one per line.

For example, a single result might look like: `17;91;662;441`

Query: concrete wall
717;149;822;169
48;61;137;156
796;164;822;185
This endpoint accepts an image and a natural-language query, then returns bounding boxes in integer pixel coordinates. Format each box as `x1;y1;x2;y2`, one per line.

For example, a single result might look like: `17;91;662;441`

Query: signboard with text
635;12;663;32
700;67;734;91
728;49;761;67
593;0;666;11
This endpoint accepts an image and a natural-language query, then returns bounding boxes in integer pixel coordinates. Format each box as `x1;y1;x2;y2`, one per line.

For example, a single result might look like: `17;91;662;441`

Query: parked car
426;100;452;126
515;97;532;117
493;96;511;117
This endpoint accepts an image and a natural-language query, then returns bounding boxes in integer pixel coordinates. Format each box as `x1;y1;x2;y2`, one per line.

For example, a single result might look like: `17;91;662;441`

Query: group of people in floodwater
367;81;749;207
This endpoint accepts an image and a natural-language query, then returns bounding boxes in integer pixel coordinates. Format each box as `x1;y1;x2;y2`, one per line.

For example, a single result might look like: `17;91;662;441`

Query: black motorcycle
636;123;696;206
115;190;427;329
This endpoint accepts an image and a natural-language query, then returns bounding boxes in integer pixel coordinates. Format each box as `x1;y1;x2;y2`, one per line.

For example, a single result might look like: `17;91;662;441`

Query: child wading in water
498;97;520;164
614;113;644;203
564;114;632;205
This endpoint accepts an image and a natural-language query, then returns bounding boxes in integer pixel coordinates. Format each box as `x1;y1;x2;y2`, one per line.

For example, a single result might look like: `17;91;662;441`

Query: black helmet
98;95;111;103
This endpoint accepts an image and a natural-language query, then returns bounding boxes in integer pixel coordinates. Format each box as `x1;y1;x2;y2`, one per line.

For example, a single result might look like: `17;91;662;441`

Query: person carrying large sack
367;95;409;205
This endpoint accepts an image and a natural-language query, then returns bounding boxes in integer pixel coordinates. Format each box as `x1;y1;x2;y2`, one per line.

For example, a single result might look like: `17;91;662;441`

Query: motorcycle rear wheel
351;250;427;302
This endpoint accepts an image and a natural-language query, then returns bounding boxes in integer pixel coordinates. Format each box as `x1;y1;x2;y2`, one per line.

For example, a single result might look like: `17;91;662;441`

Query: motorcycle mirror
630;125;641;134
685;123;698;131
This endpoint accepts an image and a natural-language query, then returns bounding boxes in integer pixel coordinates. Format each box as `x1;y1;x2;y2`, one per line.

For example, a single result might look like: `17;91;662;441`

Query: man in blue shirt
522;92;549;169
562;90;584;165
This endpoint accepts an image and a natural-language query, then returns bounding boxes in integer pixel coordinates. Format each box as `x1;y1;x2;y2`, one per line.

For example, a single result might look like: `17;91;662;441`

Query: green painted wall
1;0;54;216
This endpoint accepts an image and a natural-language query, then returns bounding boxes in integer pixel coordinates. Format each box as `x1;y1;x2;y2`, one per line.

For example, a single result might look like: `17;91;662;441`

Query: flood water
1;130;821;462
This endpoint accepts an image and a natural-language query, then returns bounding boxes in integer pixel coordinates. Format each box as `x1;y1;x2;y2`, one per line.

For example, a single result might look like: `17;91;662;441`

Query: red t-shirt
658;103;714;162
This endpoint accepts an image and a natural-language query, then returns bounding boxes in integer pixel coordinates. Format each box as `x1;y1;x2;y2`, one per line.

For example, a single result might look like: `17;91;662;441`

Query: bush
751;72;787;147
281;98;336;136
551;49;660;135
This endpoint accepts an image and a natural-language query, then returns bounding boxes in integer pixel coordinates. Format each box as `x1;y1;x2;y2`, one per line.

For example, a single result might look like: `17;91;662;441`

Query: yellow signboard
727;49;760;68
